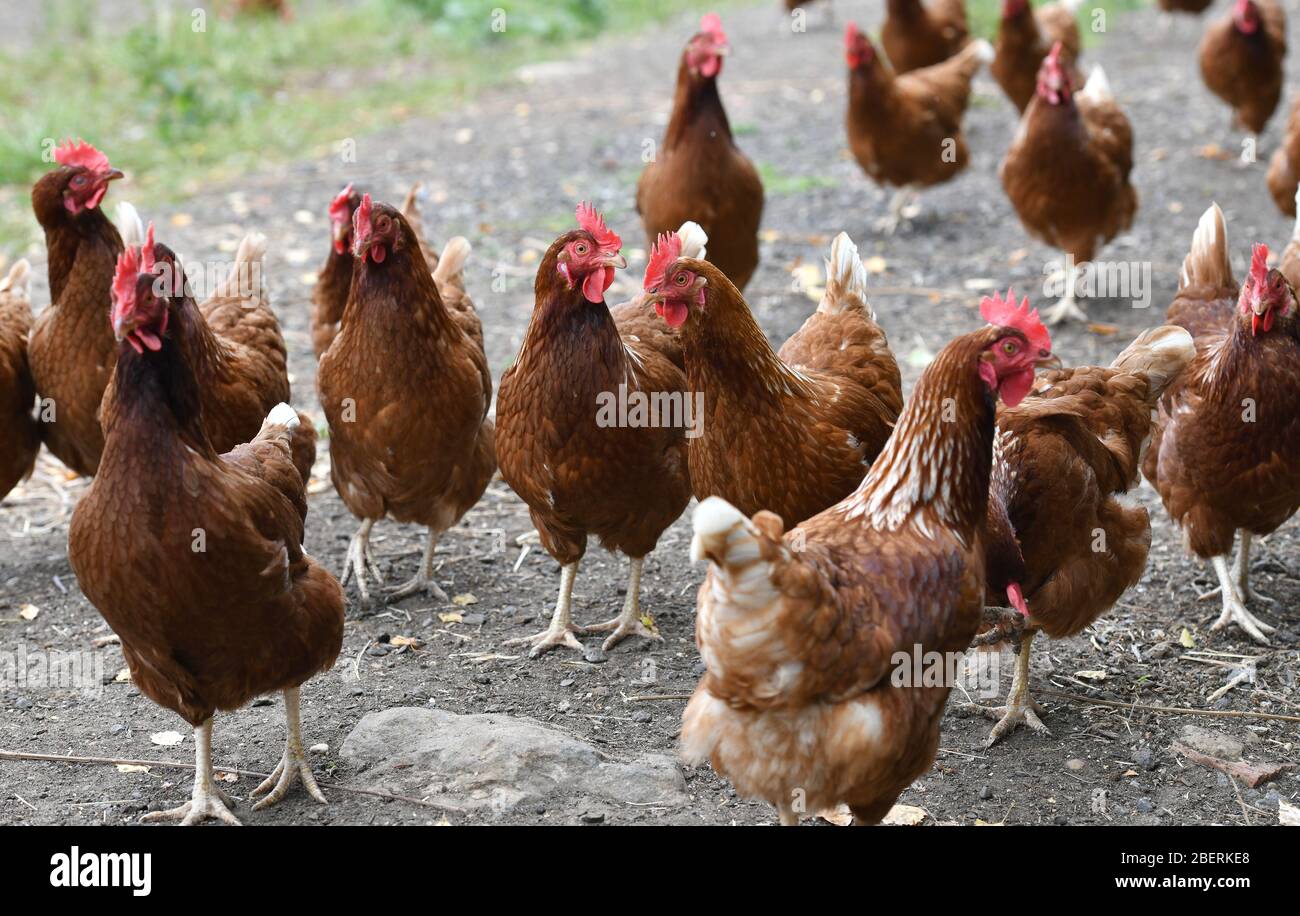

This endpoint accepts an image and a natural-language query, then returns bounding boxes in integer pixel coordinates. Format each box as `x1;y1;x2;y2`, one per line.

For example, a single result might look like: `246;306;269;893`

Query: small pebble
1136;797;1155;814
14;697;32;710
584;647;608;664
580;811;606;824
309;743;329;755
1133;747;1156;770
979;785;994;800
632;710;652;723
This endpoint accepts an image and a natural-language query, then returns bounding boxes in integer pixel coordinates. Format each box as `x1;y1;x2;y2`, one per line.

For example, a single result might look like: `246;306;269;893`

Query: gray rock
1133;746;1156;771
1136;797;1155;814
1178;725;1244;760
979;785;994;800
341;707;689;817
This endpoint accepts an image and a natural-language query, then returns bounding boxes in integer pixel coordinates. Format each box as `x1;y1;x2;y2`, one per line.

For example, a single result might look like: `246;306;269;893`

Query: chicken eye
1003;341;1018;355
574;242;588;255
70;175;87;188
675;272;689;287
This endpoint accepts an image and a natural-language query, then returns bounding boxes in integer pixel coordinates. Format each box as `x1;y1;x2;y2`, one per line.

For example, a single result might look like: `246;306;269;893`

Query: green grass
965;0;1148;44
0;0;734;254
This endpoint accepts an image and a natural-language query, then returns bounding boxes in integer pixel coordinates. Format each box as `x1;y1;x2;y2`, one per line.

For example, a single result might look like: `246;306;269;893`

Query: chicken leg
141;719;241;826
388;526;450;602
1208;550;1276;645
1043;261;1088;324
969;630;1051;746
505;561;585;657
1199;531;1276;606
576;556;663;652
251;686;328;811
876;187;919;235
340;517;382;602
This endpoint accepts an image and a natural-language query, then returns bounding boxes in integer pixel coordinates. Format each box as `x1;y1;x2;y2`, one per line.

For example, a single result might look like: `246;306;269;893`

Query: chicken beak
601;253;628;270
104;169;125;182
1035;352;1062;370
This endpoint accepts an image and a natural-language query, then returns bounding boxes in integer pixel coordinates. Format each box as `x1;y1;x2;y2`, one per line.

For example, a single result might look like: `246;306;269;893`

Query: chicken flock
2;1;1298;827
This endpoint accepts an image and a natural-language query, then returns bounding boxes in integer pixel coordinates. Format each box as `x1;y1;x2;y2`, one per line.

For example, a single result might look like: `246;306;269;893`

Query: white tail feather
819;232;874;318
1111;325;1195;398
217;231;268;300
265;402;299;429
1180;202;1233;290
115;201;144;249
676;221;708;261
970;38;995;65
1080;65;1112;103
432;237;471;286
691;497;755;566
0;259;31;297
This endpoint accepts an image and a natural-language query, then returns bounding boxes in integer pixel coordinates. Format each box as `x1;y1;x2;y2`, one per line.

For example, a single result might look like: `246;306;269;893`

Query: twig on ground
1035;689;1300;723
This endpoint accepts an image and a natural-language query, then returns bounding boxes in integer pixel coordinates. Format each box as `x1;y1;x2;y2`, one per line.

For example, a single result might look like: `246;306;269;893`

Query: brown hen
0;261;39;501
881;0;970;73
991;0;1082;113
496;205;690;656
1199;0;1286;135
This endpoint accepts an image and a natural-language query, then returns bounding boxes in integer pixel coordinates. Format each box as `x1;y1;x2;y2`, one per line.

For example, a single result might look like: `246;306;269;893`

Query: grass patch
0;0;736;255
757;163;837;196
965;0;1148;44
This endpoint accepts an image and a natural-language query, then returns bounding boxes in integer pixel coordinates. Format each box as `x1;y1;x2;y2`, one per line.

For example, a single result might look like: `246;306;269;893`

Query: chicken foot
1042;261;1089;325
875;187;919;235
141;719;241;826
251;686;328;811
577;556;663;652
388;526;450;602
505;561;585;657
1208;551;1276;645
1198;531;1275;606
967;631;1051;746
340;517;383;603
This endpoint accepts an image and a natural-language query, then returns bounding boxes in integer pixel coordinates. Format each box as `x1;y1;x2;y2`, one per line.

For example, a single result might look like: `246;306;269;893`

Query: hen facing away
69;249;344;826
1266;95;1300;219
643;230;901;528
28;140;124;476
1144;203;1300;644
845;24;993;233
318;195;495;605
1001;45;1136;324
975;325;1195;745
636;13;764;292
0;261;39;501
496;205;690;656
681;294;1054;825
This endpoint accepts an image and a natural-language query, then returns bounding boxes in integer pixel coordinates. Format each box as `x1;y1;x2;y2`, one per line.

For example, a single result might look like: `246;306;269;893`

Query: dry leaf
1167;202;1184;214
1280;798;1300;826
454;128;474;144
1171;743;1293;788
451;593;478;606
150;731;184;747
214;771;238;783
438;612;464;624
170;212;194;228
116;764;150;774
18;604;39;620
1086;322;1119;336
882;804;928;826
390;635;422;649
1179;628;1196;648
817;804;853;826
1075;670;1107;681
1197;144;1233;161
1148;147;1168;162
114;668;132;683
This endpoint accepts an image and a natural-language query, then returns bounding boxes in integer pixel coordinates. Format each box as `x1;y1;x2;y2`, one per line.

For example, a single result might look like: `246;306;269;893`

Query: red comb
980;288;1051;354
111;247;141;317
54;139;110;173
328;184;354;223
644;231;683;292
575;202;621;254
845;21;860;48
700;12;726;41
353;193;374;252
1249;243;1270;282
141;222;156;273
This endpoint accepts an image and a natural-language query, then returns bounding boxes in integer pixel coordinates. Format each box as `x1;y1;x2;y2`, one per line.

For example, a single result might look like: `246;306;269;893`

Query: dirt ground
2;0;1298;826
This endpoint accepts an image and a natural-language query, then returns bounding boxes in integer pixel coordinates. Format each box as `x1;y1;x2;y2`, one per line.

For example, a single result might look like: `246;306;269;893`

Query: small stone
110;723;127;735
1053;815;1069;826
472;674;491;685
1136;797;1155;813
1065;758;1086;771
584;647;608;664
252;697;274;707
367;644;391;657
1133;747;1156;770
559;678;575;688
580;810;606;824
631;710;652;724
461;613;486;626
979;785;994;800
349;688;365;697
692;659;707;677
14;697;32;710
309;743;329;755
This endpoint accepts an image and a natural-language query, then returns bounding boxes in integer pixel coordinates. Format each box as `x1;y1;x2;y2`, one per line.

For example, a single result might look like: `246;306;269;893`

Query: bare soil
1;1;1297;826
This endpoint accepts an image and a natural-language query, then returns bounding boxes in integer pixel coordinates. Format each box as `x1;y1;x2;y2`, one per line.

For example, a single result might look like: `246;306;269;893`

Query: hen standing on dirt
497;205;691;656
636;13;764;293
28;140;125;476
1001;45;1136;324
881;0;970;73
69;249;344;826
1144;204;1300;645
0;261;39;501
975;325;1195;744
318;195;494;604
681;294;1054;825
1198;0;1286;136
991;0;1082;114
